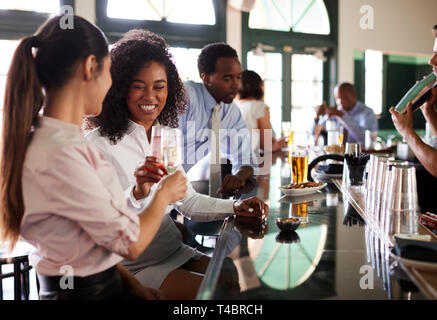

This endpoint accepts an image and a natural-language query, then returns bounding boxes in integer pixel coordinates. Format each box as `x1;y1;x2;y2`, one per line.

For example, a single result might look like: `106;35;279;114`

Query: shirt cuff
214;198;236;214
124;185;147;211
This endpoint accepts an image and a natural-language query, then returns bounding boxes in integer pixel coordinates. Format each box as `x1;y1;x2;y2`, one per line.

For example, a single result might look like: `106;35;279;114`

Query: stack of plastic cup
386;165;419;236
380;160;409;235
365;154;391;218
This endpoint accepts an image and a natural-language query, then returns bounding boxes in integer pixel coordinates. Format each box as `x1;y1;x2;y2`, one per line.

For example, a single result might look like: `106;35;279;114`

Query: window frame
95;0;226;47
241;0;338;122
0;0;74;40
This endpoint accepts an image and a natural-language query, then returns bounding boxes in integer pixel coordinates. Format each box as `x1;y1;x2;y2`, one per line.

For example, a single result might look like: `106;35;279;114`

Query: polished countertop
196;153;426;300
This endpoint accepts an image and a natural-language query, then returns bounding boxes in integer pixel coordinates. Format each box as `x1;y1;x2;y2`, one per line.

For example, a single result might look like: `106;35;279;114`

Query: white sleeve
255;102;267;119
124;184;149;214
175;169;235;221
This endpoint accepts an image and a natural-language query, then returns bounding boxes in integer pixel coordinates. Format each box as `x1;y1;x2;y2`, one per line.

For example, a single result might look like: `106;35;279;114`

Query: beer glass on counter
291;148;309;184
291;202;309;224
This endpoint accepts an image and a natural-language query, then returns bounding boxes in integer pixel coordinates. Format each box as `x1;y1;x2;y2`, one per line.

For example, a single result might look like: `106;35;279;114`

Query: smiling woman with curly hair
85;29;244;300
87;29;187;144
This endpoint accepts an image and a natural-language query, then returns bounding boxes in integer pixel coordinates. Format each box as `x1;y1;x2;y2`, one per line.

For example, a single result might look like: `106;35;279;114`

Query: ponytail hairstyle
0;15;108;250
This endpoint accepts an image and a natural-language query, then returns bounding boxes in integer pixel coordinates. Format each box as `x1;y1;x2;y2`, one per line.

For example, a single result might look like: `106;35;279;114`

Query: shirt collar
201;83;221;111
345;101;363;115
126;119;160;135
39;116;81;133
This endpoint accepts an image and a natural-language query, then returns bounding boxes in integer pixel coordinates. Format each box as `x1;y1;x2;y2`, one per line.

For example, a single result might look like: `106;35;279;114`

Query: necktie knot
213;103;220;114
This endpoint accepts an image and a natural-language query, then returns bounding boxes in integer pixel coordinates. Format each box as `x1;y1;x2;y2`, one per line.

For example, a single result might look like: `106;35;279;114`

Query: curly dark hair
238;70;264;100
197;42;238;76
86;29;187;144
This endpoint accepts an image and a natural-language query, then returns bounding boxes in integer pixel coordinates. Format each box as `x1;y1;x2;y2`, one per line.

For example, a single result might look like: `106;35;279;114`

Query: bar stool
0;242;34;300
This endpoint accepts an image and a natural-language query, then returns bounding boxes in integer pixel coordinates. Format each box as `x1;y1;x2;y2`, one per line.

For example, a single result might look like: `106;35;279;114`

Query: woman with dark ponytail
0;15;188;300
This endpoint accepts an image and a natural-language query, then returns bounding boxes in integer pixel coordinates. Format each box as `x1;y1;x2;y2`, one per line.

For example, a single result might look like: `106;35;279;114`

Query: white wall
226;5;242;59
75;0;96;24
338;0;437;82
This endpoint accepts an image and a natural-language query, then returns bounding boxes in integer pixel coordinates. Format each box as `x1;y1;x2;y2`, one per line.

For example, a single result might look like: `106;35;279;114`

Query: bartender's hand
233;196;269;219
390;102;415;139
133;156;164;200
420;87;437;119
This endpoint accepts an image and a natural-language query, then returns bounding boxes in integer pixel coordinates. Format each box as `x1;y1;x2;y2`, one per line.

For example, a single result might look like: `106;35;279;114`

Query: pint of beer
291;202;309;224
291;148;309;183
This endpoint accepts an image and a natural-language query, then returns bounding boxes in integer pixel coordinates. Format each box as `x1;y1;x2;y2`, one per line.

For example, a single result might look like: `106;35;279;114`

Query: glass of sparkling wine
161;126;184;205
291;148;309;184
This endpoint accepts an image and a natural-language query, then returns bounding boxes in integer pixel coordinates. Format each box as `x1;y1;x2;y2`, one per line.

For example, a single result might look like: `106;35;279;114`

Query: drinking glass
291;131;309;149
282;121;293;146
365;130;378;150
290;148;309;184
386;165;419;235
326;119;339;146
338;125;345;145
161;127;182;173
290;202;309;224
161;126;184;205
381;160;409;234
342;142;361;187
151;124;163;158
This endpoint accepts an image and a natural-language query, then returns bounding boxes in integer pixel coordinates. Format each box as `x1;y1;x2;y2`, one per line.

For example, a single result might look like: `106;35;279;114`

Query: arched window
242;0;337;135
97;0;225;82
249;0;330;35
0;0;60;13
97;0;224;47
107;0;216;25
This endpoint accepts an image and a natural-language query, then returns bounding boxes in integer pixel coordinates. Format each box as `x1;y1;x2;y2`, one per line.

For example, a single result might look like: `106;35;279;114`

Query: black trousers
37;266;136;300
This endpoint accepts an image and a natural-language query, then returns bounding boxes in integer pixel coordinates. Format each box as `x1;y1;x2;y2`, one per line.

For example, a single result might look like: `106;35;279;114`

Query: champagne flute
151;124;162;159
161;126;184;205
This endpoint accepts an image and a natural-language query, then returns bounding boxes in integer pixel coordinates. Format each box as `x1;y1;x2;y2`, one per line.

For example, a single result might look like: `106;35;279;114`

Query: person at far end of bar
390;24;437;177
179;43;256;198
313;82;378;147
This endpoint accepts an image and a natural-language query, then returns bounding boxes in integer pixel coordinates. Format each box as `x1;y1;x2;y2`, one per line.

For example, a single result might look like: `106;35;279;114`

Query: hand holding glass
156;126;185;205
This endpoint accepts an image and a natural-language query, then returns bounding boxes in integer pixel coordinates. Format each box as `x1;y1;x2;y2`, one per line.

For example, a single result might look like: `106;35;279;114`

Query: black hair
335;82;357;95
238;70;264;100
197;42;238;75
